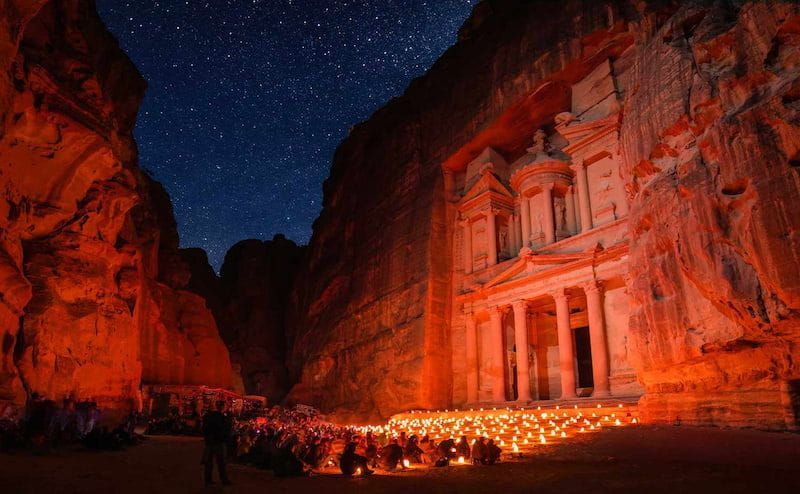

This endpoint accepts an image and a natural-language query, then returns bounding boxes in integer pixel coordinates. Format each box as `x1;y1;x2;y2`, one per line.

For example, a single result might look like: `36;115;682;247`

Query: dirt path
2;426;799;494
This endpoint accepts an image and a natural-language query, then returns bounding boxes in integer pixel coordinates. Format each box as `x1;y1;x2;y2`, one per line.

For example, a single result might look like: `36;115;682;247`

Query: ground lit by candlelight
3;402;800;493
329;402;639;474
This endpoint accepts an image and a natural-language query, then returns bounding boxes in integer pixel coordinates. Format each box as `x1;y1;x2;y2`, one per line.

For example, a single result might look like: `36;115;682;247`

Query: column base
593;390;612;398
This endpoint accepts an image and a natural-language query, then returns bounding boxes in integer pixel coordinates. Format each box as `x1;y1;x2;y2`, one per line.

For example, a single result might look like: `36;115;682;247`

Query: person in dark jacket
202;401;232;486
456;435;471;460
340;441;373;476
379;440;405;471
486;438;502;465
471;436;488;465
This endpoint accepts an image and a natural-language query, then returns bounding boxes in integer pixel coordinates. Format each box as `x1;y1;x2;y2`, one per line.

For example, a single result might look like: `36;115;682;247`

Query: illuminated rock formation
288;0;800;429
216;236;304;401
0;0;234;417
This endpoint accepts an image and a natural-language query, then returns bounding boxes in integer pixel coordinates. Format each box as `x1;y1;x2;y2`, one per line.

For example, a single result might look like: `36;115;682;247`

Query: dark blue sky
97;1;475;269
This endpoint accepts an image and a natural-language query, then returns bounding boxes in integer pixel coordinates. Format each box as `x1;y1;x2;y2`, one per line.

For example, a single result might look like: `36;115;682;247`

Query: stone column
464;311;479;404
541;183;555;245
509;213;518;257
488;306;507;403
565;185;577;235
519;197;530;250
486;208;498;266
527;197;538;241
443;168;456;202
511;300;532;402
574;160;593;232
461;219;473;274
552;288;577;399
584;281;611;397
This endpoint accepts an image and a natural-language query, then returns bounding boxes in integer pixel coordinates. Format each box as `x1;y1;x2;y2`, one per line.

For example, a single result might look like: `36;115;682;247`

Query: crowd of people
220;403;504;483
1;394;504;485
0;394;143;453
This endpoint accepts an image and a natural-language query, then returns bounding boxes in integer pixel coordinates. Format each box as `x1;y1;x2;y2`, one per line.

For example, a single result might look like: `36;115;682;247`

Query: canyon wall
216;235;304;402
620;1;800;429
286;0;657;423
0;0;234;418
288;0;800;428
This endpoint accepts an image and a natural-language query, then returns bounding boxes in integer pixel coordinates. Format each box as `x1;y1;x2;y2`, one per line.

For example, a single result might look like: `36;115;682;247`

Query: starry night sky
97;1;475;269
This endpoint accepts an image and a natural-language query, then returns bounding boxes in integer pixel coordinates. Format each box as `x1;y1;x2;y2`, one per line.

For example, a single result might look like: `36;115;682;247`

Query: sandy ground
2;426;800;494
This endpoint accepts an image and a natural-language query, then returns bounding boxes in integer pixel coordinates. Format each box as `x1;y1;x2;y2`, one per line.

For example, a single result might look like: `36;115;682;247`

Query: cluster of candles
349;403;638;467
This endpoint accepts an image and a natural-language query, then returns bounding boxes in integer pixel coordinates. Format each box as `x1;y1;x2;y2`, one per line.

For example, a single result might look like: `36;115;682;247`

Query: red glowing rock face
215;236;305;401
288;0;800;428
619;2;800;428
0;0;234;416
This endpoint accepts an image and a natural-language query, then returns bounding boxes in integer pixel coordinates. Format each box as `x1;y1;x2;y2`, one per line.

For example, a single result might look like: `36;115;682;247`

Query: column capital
484;207;500;216
541;182;555;192
550;287;568;301
487;305;507;318
572;159;586;170
582;279;604;294
511;299;528;312
459;217;471;227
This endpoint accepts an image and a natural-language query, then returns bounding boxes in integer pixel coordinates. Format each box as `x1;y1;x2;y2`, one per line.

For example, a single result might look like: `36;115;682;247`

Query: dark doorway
574;327;594;388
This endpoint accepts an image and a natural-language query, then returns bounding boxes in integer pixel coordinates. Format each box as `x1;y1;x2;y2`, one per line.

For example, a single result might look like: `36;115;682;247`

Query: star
97;0;475;270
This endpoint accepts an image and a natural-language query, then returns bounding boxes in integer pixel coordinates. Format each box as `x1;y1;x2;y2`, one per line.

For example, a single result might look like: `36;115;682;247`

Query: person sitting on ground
420;435;438;464
486;438;502;465
379;439;405;471
404;434;424;464
340;441;373;476
437;437;458;460
456;435;471;460
398;431;408;449
301;435;326;471
471;436;488;465
272;434;307;477
365;432;379;468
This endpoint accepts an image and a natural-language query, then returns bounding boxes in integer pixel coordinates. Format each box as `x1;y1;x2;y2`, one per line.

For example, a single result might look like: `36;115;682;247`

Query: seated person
471;436;488;465
486;438;502;465
340;441;373;476
420;435;438;464
404;435;424;463
437;438;458;460
379;440;405;471
456;435;471;460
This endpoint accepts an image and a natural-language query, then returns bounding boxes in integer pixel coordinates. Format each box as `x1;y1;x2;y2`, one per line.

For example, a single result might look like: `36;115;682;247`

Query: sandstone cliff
288;0;800;428
217;235;304;402
0;0;234;418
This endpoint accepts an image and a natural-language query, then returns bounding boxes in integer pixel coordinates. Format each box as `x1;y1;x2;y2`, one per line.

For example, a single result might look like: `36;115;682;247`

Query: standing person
202;401;232;486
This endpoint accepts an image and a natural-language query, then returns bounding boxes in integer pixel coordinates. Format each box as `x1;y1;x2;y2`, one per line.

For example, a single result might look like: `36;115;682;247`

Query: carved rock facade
288;0;800;429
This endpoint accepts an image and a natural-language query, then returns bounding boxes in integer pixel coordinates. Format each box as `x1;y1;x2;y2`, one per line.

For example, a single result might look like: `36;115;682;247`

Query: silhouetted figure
365;432;379;467
340;441;372;476
486;438;502;465
471;436;488;465
438;438;458;460
202;401;232;486
456;435;471;459
379;440;405;471
404;435;424;463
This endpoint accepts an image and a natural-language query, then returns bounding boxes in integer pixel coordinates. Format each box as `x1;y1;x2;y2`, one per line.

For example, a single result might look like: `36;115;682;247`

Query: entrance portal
574;327;594;389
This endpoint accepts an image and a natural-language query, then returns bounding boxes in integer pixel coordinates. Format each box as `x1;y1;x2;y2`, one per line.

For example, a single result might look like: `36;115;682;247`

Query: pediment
556;114;620;154
480;250;591;291
460;169;514;205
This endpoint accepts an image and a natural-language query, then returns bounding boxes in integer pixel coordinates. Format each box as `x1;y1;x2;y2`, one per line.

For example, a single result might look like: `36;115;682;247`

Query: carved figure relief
474;226;486;256
499;225;509;256
554;196;567;232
